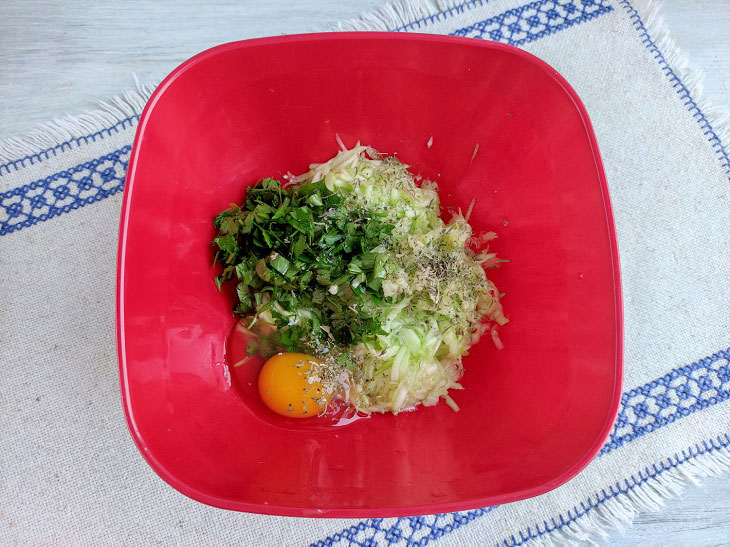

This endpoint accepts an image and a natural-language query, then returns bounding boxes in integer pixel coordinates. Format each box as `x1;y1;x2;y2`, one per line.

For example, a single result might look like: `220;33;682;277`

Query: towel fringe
332;0;466;32
530;441;730;546
630;0;730;145
0;77;158;168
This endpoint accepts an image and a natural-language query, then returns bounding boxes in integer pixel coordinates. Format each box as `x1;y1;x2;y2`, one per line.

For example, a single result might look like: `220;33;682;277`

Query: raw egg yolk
257;353;327;418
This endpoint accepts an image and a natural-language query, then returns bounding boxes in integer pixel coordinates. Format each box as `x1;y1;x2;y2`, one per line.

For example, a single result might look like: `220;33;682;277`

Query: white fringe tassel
629;0;730;146
333;0;468;31
532;443;730;546
0;77;158;166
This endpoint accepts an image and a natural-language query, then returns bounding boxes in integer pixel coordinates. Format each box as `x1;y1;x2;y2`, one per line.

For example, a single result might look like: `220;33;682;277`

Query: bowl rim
116;31;623;518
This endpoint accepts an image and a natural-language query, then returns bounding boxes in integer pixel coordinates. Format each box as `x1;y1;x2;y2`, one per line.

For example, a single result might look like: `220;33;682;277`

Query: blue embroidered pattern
601;348;730;455
0;146;130;236
314;347;730;547
450;0;613;46
313;508;498;547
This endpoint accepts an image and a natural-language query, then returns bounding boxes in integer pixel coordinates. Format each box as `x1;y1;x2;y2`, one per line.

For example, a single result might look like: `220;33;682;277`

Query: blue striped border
600;348;730;455
0;115;138;177
0;146;130;236
312;348;729;546
618;0;730;175
449;0;613;46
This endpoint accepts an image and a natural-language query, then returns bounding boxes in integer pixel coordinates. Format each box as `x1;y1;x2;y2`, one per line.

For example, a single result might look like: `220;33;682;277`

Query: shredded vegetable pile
213;143;507;414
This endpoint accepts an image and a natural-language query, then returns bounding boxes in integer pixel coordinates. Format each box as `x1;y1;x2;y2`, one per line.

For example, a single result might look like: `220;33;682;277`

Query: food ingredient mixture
213;143;507;416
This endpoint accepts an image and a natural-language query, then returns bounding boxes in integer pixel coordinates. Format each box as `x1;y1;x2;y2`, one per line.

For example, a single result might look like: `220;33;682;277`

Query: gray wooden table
1;1;728;545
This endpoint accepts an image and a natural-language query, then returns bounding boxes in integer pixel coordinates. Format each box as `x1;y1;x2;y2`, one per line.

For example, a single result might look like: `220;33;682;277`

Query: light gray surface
1;0;728;545
1;0;728;135
0;0;381;132
600;478;730;546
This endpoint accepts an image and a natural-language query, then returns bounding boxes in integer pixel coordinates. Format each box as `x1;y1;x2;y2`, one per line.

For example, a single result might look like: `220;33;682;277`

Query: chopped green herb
212;177;396;352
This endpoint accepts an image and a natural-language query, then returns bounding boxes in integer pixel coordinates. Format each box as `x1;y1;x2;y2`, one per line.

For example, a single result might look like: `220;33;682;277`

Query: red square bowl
117;33;622;517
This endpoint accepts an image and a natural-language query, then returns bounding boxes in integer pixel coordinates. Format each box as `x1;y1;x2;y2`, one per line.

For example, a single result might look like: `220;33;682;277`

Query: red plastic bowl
117;33;622;517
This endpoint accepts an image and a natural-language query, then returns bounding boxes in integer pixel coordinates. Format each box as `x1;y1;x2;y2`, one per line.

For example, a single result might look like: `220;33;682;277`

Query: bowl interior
118;33;621;517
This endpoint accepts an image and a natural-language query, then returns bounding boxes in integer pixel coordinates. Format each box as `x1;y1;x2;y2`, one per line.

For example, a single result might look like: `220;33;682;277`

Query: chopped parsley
213;177;394;352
